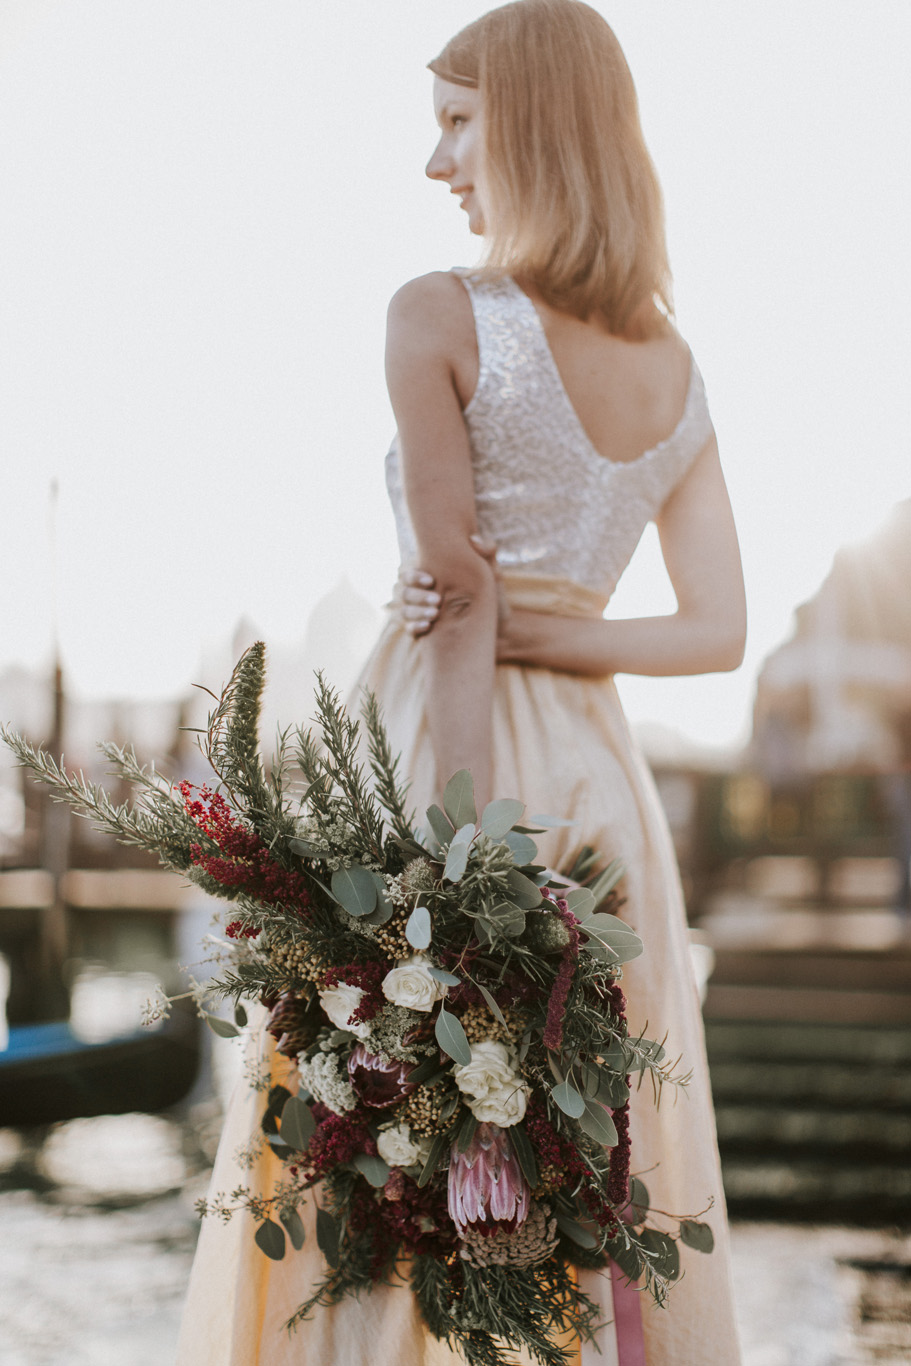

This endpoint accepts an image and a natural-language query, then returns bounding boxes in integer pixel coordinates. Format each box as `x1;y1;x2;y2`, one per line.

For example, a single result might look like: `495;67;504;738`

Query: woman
177;2;745;1361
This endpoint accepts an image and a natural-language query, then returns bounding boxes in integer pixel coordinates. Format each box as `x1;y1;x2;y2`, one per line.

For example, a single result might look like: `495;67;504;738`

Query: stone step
710;949;911;992
705;1019;911;1066
720;1156;911;1223
709;1058;911;1111
714;1104;911;1155
703;982;911;1025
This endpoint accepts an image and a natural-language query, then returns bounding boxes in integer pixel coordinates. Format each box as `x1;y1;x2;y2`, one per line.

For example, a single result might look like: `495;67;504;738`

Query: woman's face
426;77;486;236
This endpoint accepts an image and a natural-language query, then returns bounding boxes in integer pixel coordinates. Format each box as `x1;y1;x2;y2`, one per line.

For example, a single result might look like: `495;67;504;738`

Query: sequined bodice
384;273;713;603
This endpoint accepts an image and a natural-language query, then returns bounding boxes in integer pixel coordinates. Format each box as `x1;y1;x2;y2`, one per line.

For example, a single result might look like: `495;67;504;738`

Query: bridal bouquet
4;644;714;1366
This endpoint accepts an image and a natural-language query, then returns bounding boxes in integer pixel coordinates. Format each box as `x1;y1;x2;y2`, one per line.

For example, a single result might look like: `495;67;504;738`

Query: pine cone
266;991;319;1057
459;1201;559;1268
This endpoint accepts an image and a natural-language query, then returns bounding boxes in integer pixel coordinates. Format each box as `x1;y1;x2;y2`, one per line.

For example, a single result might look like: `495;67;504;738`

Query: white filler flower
298;1050;356;1115
453;1040;530;1127
318;982;371;1039
376;1122;433;1169
381;954;447;1013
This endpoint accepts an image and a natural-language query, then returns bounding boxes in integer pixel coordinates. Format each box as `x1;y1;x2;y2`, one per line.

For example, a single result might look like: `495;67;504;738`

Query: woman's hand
395;535;498;637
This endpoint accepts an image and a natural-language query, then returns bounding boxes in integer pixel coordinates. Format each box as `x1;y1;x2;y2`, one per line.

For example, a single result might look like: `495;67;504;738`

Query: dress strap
452;271;554;417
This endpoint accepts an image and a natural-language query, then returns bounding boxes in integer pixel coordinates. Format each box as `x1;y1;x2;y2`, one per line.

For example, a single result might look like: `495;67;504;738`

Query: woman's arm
385;274;499;804
396;434;746;678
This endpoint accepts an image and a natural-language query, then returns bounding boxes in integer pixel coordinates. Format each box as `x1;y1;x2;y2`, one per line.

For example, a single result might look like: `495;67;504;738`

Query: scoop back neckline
458;270;695;470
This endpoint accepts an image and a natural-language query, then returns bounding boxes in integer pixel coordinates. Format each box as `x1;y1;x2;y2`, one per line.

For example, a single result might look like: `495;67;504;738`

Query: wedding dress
176;273;742;1365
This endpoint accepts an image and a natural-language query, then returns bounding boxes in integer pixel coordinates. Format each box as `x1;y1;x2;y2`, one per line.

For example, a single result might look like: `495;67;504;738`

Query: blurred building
752;498;911;779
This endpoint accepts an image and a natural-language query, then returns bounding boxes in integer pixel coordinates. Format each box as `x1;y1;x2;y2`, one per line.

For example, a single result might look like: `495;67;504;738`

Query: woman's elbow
709;616;747;672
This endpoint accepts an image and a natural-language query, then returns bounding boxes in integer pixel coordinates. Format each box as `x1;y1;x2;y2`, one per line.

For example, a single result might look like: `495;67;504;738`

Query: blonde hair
429;0;672;332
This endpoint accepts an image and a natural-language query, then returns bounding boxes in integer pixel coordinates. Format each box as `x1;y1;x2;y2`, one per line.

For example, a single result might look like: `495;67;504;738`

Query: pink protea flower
448;1122;530;1235
347;1043;417;1109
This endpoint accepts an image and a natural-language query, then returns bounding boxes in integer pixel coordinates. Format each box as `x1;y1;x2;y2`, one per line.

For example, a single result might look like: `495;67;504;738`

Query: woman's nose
425;140;453;182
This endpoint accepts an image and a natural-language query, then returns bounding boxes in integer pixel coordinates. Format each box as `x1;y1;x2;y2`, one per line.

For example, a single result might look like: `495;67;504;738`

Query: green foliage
254;1219;286;1261
3;650;709;1365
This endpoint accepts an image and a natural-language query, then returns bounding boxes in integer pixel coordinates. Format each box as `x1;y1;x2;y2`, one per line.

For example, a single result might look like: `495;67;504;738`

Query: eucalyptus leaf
280;1095;316;1151
505;867;543;908
578;1099;619;1147
487;901;526;937
503;829;538;865
443;837;470;883
205;1013;240;1039
595;1071;630;1108
265;1134;297;1158
640;1228;681;1280
233;1002;248;1028
625;1038;667;1072
254;1218;286;1261
361;890;394;927
306;872;340;904
331;864;377;917
353;1152;391;1187
475;981;509;1029
508;1124;539;1189
405;904;432;950
316;1207;341;1266
439;1093;459;1121
528;813;575;828
443;769;477;829
392;836;431;862
417;1130;449;1188
588;858;625;903
260;1108;280;1137
280;1207;306;1250
473;917;492;946
271;1087;299;1113
406;1055;448;1086
609;1236;644;1281
428;966;461;986
628;1176;650;1222
456;1109;479;1152
480;797;525;839
551;1079;586;1119
410;826;441;857
435;1004;472;1065
580;1060;630;1108
679;1219;715;1254
555;1212;599;1250
426;803;454;847
580;913;643;964
563;887;596;920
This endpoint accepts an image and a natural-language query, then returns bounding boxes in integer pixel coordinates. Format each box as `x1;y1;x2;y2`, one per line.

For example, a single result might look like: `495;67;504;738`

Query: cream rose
452;1039;530;1127
381;954;447;1013
318;982;371;1039
377;1122;433;1169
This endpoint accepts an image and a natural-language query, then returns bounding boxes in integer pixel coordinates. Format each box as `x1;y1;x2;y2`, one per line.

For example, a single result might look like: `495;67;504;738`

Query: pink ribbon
609;1260;646;1366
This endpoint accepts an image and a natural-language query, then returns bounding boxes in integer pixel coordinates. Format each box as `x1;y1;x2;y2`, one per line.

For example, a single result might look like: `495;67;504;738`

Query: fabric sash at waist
498;571;608;619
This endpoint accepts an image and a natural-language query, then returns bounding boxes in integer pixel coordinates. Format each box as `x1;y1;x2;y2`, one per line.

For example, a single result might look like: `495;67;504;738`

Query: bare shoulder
387;271;474;352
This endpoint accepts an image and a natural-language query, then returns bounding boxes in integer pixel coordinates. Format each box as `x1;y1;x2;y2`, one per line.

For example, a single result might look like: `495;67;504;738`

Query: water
1;1104;909;1365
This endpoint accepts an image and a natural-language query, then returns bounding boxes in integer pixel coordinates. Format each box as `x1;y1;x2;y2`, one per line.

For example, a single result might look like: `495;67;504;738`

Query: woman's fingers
468;534;499;566
394;545;498;637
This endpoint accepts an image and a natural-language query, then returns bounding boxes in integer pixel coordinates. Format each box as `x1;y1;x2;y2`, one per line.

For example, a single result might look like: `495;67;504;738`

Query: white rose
318;982;371;1039
381;954;447;1013
377;1122;433;1169
453;1039;530;1127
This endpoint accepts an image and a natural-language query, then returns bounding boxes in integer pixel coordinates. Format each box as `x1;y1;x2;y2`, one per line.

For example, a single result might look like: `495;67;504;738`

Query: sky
1;0;909;751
